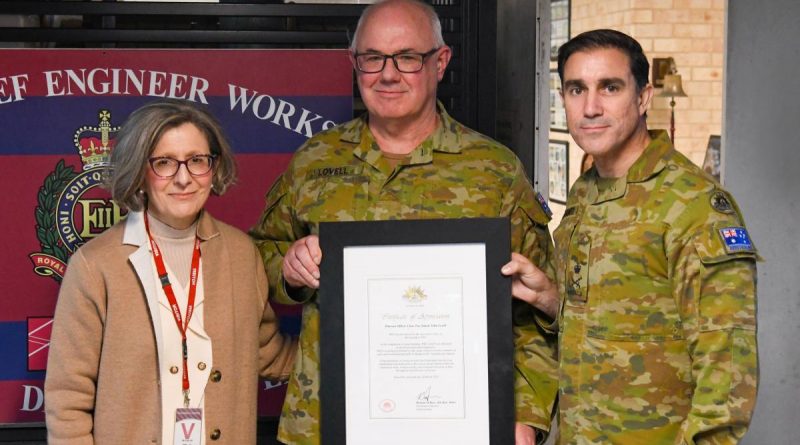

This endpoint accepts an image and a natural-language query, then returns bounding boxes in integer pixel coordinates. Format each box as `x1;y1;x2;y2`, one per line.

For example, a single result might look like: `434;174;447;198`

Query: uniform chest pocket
399;182;502;219
553;212;580;281
295;175;365;222
584;222;684;341
554;212;590;308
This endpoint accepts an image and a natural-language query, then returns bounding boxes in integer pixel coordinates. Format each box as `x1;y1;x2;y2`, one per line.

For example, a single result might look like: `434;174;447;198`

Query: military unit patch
710;191;735;214
719;226;754;253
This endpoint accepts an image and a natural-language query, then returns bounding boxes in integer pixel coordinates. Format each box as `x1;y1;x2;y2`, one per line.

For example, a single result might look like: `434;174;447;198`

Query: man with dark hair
251;1;558;444
503;29;759;443
556;28;651;91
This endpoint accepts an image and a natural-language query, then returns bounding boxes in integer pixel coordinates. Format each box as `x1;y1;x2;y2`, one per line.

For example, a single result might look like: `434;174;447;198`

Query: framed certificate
318;218;513;445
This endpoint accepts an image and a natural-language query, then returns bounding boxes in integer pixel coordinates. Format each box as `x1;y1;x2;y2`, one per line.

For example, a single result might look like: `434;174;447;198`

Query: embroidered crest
710;191;734;214
719;227;754;253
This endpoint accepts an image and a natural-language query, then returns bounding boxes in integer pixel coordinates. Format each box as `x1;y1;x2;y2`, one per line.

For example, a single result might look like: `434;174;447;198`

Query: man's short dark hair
557;29;650;91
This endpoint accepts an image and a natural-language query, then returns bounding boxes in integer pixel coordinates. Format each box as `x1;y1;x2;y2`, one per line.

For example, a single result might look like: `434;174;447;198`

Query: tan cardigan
45;211;296;444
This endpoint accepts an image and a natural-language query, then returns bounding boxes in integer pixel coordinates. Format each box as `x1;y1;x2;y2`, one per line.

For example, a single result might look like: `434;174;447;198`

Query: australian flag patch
536;192;553;218
719;227;754;253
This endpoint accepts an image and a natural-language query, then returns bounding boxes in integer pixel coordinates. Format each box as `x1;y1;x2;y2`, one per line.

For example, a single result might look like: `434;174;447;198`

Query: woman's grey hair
349;0;445;51
106;99;237;211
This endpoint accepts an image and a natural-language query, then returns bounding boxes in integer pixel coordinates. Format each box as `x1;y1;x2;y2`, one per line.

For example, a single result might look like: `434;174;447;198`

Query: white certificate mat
343;244;489;444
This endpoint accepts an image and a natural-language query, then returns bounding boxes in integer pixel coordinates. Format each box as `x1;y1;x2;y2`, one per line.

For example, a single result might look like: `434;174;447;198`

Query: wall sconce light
652;57;674;88
655;57;688;142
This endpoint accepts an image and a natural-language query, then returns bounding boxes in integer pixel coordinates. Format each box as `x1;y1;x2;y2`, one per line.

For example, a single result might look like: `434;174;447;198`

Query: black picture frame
548;139;569;203
318;218;513;445
550;69;568;133
550;0;570;61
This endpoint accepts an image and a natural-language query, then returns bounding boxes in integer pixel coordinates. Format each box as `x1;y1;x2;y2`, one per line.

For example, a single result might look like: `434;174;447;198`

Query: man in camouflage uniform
250;1;558;444
503;29;759;444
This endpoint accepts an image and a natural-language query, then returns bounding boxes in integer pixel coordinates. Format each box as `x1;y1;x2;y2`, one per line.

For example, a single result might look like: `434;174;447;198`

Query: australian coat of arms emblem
28;110;125;281
402;285;428;302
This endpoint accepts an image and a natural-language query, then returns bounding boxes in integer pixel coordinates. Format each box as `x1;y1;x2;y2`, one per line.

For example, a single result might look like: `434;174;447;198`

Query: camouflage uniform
251;103;558;444
552;130;758;444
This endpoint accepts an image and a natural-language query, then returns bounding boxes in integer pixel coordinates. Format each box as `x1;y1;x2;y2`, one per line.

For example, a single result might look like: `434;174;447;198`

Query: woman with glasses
45;100;296;445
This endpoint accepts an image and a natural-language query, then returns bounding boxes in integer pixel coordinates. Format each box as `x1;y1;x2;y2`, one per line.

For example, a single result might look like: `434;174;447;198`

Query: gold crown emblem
73;110;120;171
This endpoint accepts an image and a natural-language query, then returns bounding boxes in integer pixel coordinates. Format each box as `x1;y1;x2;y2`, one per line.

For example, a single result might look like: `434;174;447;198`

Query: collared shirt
251;103;558;445
553;130;759;444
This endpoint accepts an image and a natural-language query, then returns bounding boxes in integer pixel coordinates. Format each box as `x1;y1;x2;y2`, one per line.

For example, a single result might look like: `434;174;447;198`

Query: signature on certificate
417;385;441;402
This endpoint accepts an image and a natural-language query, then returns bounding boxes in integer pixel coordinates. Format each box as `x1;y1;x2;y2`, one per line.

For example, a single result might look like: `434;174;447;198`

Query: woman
45;100;295;444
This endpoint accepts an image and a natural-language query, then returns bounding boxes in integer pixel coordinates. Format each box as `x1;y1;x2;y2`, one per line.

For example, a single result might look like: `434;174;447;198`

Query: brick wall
546;0;725;229
569;0;725;166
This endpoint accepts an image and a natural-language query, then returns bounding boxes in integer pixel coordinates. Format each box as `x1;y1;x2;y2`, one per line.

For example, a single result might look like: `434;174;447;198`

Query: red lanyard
143;212;201;408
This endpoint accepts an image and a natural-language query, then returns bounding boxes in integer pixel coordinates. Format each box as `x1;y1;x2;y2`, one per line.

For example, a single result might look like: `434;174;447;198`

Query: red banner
0;49;352;423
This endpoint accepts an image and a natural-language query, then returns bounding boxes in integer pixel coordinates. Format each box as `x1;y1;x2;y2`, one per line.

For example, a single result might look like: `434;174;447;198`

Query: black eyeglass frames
352;48;440;74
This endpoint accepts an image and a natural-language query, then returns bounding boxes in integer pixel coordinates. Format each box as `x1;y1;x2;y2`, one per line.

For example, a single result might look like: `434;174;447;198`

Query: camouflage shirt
250;104;558;444
553;130;758;444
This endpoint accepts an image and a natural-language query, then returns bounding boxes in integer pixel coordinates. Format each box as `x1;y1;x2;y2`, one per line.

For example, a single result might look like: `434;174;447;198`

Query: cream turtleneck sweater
147;212;198;287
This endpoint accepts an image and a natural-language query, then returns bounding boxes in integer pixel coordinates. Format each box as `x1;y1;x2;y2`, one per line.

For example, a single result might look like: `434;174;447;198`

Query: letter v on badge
174;408;202;445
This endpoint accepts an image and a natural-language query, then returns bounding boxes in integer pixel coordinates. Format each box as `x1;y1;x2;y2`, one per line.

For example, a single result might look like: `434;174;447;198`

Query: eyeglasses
148;154;216;178
353;48;440;73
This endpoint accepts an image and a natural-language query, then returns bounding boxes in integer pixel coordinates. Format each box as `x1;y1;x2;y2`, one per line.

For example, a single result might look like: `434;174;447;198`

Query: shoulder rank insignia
536;192;553;218
719;227;754;253
711;191;735;214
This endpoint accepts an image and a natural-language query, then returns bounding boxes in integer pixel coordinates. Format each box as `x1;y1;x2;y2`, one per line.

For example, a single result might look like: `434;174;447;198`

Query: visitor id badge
173;407;202;445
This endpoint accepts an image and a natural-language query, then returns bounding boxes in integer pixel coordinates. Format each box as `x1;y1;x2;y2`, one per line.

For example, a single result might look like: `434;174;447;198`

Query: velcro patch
718;227;754;253
536;192;553;218
710;191;735;214
306;166;360;180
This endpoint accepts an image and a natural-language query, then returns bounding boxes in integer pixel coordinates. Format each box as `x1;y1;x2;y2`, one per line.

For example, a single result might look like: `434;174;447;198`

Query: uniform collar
626;129;672;183
585;130;672;204
344;101;464;170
